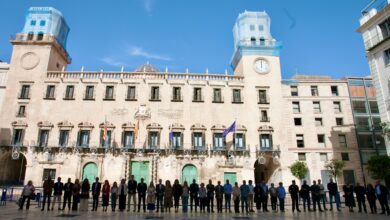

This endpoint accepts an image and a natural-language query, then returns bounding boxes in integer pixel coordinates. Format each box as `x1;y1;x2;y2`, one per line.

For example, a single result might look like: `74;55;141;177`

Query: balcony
261;116;270;122
258;96;270;104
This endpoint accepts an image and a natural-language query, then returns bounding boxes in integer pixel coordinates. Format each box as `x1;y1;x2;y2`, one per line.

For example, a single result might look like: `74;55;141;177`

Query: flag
134;119;139;140
169;125;173;142
102;120;107;141
223;121;236;137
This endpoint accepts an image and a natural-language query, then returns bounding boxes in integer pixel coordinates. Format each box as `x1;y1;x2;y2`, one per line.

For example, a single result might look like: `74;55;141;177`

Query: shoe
337;208;341;212
41;209;44;211
297;210;301;212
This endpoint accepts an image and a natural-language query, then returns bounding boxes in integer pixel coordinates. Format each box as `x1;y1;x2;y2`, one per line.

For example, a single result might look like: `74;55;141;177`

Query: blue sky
0;0;372;78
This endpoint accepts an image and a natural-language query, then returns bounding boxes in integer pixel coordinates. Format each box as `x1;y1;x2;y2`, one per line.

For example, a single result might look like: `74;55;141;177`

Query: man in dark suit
156;179;165;212
91;177;101;211
375;181;390;215
327;178;340;211
288;180;301;212
127;175;137;212
41;175;54;211
354;182;367;213
137;178;147;212
51;177;64;210
62;178;73;210
190;179;199;212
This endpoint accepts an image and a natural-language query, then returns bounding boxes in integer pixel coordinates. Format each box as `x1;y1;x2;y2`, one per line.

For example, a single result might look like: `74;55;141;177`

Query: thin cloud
143;0;153;13
101;57;128;67
128;46;172;61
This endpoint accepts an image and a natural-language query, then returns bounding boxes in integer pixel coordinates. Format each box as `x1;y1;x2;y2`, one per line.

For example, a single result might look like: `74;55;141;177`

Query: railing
361;0;389;15
237;39;282;48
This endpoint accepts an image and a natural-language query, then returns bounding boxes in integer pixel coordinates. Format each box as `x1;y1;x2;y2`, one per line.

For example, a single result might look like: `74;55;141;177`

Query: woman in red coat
102;180;110;212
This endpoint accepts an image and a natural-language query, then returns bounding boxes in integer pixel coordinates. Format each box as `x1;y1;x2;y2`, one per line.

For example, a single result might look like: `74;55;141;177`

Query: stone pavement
0;204;389;220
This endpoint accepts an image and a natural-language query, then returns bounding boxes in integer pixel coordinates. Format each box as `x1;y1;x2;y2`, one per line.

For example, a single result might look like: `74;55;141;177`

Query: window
311;86;319;96
379;18;390;40
260;110;270;122
372;117;382;130
213;133;225;149
84;86;94;100
291;86;298;96
298;153;306;161
341;153;350;161
336;118;344;126
78;130;90;147
315;118;323;126
320;153;328;162
192;132;204;149
352;100;367;114
357;134;373;149
150;87;160;100
385;49;390;65
104;86;114;100
343;170;355;185
292;102;300;113
318;134;325;147
258;90;269;104
294;118;302;126
296;134;304;148
30;20;36;26
19;85;30;99
38;129;49;147
122;131;134;148
37;32;44;40
369;101;379;114
59;130;69;147
333;101;342;113
64;85;74;99
338;134;347;148
42;169;56;181
232;89;242;103
258;25;264;31
250;25;255;31
355;117;371;131
313;102;321;113
193;88;203;102
27;32;34;40
234;133;245;149
126;86;136;100
100;130;112;148
45;85;55;99
17;105;26;117
331;86;339;96
148;131;159;149
40;20;46;26
172;87;182;101
213;88;223;103
12;129;24;146
260;134;272;150
171;132;182;149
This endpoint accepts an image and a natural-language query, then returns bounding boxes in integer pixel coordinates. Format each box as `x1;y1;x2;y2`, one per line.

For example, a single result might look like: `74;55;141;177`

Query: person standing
137;178;147;212
101;180;110;212
224;180;233;212
19;180;35;210
206;179;215;213
215;181;224;213
233;182;241;213
276;182;286;212
254;182;262;211
52;177;63;211
317;179;328;211
80;178;90;211
71;179;80;211
111;181;118;212
182;181;189;213
354;182;367;213
91;177;101;211
146;182;156;212
62;178;73;211
269;183;278;212
127;175;137;212
172;179;182;213
118;179;127;211
327;178;340;211
311;180;323;212
288;180;301;212
375;181;390;215
189;179;199;212
260;181;269;212
199;183;207;212
164;180;173;212
156;179;165;212
343;183;355;212
300;180;311;212
240;180;249;213
366;184;377;214
41;176;54;211
248;180;255;212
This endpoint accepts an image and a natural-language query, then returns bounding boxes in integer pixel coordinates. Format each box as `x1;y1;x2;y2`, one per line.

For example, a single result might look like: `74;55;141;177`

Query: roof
134;63;160;73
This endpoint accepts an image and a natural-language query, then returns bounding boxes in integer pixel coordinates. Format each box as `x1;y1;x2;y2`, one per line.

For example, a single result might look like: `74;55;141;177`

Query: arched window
251;37;256;45
260;38;265;46
37;32;44;41
27;32;34;41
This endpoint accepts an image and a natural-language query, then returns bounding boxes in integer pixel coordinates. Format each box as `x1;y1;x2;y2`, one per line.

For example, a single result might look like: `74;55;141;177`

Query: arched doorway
254;161;267;184
0;152;26;185
182;164;198;183
82;162;98;184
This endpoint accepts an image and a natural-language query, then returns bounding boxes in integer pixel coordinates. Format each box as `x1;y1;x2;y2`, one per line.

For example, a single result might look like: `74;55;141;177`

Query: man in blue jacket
240;180;250;213
224;180;233;212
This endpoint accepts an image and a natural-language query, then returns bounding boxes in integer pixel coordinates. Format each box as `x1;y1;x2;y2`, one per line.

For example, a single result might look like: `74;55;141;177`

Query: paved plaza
0;204;389;220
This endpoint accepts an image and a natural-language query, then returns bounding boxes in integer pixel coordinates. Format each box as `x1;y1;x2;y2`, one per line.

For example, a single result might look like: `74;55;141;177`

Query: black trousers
261;196;269;211
367;198;377;213
225;194;231;211
156;196;164;211
207;196;214;212
234;198;240;213
41;194;51;210
270;196;277;210
241;197;248;213
312;195;322;211
63;193;72;210
138;195;146;211
20;196;31;210
357;197;367;212
216;198;223;212
302;197;311;211
291;196;300;211
92;195;99;210
378;195;390;214
190;195;198;211
72;195;79;211
200;197;207;211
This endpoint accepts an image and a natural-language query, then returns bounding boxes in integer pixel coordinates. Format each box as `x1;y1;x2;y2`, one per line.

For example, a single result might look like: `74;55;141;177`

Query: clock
254;59;270;74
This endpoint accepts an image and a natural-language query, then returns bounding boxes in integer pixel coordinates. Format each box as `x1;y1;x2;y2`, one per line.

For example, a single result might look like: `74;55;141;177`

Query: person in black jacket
375;181;390;215
311;180;323;212
127;175;137;212
215;181;224;213
91;177;101;211
52;177;63;210
189;179;199;212
62;178;73;210
206;179;215;213
254;183;263;211
327;178;340;211
156;179;165;212
366;184;377;214
300;180;311;212
137;178;147;212
354;182;367;213
260;181;269;212
288;180;301;212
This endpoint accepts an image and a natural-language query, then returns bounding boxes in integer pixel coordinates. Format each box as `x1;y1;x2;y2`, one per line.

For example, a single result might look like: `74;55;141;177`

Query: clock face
254;59;270;74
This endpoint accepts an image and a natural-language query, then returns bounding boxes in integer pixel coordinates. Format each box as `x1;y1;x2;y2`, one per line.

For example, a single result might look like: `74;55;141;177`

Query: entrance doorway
224;172;237;185
254;161;267;184
131;161;150;184
0;152;26;185
82;162;98;184
182;164;198;183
